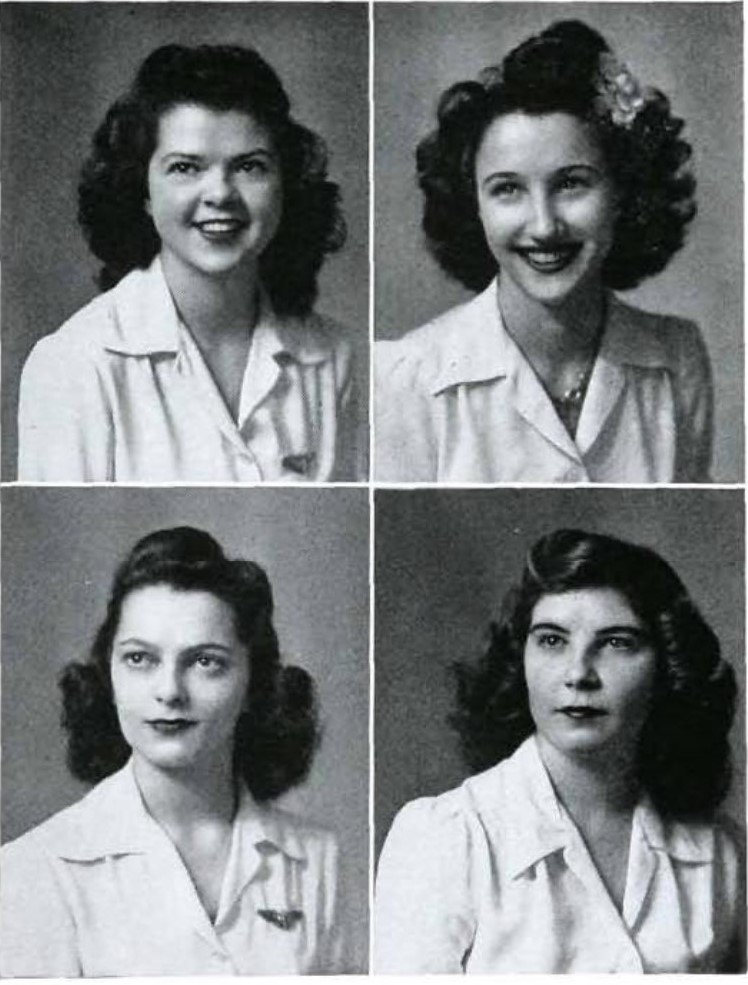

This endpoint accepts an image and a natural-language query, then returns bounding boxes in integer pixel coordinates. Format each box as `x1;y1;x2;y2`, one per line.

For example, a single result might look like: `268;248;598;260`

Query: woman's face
110;584;250;775
146;103;283;283
475;111;618;308
523;586;656;765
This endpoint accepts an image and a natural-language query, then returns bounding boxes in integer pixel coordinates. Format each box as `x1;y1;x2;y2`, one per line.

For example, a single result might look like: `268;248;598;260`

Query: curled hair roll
60;526;319;801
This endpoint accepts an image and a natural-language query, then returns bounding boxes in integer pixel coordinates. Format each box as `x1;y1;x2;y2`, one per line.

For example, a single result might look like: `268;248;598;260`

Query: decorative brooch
257;908;304;931
282;452;316;475
595;52;648;128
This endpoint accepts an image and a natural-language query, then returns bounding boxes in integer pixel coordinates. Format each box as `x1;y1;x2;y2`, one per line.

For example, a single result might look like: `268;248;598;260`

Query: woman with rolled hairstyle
1;527;344;975
376;21;710;483
375;529;743;972
19;44;359;481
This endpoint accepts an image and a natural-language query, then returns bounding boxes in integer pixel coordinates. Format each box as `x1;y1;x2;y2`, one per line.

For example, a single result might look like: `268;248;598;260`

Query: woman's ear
144;197;152;217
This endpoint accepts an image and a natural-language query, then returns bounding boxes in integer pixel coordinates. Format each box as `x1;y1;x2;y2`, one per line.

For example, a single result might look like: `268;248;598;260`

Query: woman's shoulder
608;296;706;364
25;292;118;366
273;308;354;374
254;802;339;859
1;782;108;868
376;292;493;392
23;268;156;368
386;763;509;846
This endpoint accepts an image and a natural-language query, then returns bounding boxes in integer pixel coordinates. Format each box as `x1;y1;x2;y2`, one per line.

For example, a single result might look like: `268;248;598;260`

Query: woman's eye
237;157;268;175
166;160;199;175
605;635;637;652
122;651;152;668
557;173;591;193
194;653;225;671
489;181;521;199
535;633;565;649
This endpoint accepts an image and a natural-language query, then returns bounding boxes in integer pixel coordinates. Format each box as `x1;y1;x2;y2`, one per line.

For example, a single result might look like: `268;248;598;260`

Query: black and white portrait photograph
374;488;745;972
0;487;369;975
374;3;742;484
2;2;369;482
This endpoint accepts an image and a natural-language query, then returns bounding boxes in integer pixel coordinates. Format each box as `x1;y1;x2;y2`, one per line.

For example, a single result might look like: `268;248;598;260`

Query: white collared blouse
375;282;713;483
18;258;360;482
0;762;343;976
374;737;743;974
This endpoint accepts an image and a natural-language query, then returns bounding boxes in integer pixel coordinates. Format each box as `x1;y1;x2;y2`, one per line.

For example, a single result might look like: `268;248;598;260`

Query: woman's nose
564;644;601;690
202;166;237;205
154;664;187;705
526;191;561;240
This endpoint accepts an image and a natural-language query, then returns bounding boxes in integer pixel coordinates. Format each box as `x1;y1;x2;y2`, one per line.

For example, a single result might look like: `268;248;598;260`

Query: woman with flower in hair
375;21;709;483
18;45;360;482
375;529;743;972
1;528;345;975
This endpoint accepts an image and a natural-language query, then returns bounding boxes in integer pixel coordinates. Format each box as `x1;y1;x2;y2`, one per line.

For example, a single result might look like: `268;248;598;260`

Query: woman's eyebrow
528;621;568;634
114;636;155;648
183;642;234;653
595;624;649;637
161;151;202;161
556;163;603;175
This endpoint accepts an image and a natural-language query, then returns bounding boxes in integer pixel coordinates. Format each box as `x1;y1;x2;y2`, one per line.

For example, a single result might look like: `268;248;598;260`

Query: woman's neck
497;276;606;376
536;735;640;824
160;251;260;348
132;754;237;834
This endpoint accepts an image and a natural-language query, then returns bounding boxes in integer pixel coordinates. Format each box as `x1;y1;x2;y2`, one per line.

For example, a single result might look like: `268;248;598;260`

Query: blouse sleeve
713;819;746;972
315;830;350;973
18;335;113;482
672;320;713;482
332;337;367;482
374;797;475;973
374;340;438;482
0;837;81;977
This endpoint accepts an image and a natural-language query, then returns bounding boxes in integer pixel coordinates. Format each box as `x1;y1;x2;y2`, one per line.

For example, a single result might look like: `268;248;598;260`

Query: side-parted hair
451;529;736;820
60;527;319;801
418;20;696;292
78;44;345;316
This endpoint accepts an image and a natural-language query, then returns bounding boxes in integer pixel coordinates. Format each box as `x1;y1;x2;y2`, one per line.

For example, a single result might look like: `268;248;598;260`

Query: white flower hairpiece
595;52;648;128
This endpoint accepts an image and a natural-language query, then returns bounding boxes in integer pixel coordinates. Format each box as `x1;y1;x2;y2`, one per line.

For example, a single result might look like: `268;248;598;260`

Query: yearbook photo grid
0;1;745;977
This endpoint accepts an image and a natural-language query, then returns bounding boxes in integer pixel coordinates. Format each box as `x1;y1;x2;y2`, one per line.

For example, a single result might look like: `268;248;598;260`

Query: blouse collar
428;279;677;397
99;256;332;366
464;735;715;882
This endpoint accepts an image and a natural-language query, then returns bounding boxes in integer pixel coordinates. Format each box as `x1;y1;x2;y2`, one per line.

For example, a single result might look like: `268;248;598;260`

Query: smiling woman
0;527;346;976
375;528;743;973
17;43;360;482
375;20;711;483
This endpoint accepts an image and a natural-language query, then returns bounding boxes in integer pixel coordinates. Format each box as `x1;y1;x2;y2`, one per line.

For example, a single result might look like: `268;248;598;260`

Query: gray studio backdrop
374;2;743;482
1;2;369;479
375;488;745;860
1;487;369;972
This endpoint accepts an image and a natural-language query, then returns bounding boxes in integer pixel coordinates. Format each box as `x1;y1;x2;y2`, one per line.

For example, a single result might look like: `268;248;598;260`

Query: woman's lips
147;719;197;734
556;706;607;720
514;244;581;273
193;218;247;241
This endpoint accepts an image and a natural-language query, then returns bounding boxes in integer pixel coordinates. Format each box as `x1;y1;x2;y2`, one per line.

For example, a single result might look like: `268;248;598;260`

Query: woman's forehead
476;110;606;174
530;586;643;628
154;102;274;150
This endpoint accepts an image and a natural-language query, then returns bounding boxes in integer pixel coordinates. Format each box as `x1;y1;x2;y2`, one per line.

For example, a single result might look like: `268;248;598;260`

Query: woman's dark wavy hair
78;44;345;316
418;20;696;292
451;529;736;820
60;527;319;801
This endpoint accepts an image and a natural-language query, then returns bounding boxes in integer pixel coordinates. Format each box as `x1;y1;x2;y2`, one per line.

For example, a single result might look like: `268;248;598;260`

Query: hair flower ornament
595;52;648;127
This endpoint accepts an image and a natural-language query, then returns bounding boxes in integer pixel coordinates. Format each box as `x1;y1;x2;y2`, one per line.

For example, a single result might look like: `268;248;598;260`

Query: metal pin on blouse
257;908;304;930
